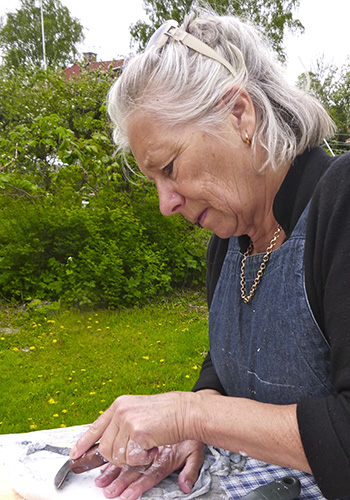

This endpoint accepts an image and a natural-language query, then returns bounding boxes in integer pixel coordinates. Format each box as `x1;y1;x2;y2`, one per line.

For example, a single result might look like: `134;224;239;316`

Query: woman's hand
95;440;204;499
71;392;194;467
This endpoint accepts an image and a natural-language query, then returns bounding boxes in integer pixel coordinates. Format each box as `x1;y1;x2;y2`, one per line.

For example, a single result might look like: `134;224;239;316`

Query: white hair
108;9;335;171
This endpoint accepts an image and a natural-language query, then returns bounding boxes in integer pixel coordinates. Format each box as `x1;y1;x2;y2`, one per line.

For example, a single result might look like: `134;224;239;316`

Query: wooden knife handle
70;444;108;474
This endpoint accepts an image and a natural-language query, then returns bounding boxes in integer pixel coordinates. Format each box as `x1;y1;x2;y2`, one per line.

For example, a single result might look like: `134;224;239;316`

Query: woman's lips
197;209;208;227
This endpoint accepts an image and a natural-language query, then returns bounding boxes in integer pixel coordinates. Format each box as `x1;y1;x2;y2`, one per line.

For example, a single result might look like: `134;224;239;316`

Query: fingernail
120;491;134;499
184;480;193;492
69;445;77;458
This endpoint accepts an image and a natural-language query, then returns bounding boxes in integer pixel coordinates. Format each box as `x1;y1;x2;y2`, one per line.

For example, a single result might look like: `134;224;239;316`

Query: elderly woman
71;9;350;500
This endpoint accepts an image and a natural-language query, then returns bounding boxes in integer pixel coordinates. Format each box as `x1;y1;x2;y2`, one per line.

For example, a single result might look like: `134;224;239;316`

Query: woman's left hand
70;392;193;466
95;440;204;499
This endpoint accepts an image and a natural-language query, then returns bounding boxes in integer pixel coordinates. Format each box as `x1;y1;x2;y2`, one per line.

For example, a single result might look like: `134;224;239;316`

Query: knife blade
54;443;108;490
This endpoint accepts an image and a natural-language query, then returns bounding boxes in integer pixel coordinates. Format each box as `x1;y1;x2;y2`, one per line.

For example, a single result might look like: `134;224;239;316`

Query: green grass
0;291;209;434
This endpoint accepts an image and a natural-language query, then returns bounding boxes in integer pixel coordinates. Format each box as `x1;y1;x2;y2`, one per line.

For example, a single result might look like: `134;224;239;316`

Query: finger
95;464;122;488
70;406;115;458
102;466;149;499
178;444;204;493
127;441;159;466
105;460;172;500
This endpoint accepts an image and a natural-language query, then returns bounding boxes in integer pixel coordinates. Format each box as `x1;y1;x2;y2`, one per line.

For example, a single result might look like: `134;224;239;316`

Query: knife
54;443;108;489
240;476;301;500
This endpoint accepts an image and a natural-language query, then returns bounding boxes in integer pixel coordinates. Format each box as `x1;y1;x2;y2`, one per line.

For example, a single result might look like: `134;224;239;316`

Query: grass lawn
0;291;209;435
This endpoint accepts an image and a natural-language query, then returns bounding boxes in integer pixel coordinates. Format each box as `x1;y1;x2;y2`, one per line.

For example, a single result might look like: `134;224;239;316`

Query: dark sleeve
192;235;229;395
298;153;350;499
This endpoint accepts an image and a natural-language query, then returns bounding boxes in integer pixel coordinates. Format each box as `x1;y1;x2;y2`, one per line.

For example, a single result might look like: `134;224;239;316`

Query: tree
0;0;84;70
130;0;304;60
297;58;350;154
0;66;208;306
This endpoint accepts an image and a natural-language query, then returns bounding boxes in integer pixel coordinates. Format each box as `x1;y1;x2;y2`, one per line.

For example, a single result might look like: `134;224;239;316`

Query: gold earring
245;132;251;145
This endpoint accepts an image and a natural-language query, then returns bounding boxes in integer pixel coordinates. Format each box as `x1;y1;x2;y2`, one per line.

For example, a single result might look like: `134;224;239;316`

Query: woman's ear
221;87;256;143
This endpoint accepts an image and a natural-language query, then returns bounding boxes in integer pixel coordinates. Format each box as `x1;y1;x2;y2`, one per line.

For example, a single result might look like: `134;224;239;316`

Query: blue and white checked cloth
204;446;327;500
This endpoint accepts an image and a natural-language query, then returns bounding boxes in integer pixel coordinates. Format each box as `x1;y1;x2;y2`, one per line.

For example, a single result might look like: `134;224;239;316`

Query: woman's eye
163;161;174;176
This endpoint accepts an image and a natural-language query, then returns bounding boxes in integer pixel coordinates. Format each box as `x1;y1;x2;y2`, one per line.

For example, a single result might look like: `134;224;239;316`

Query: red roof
63;59;123;80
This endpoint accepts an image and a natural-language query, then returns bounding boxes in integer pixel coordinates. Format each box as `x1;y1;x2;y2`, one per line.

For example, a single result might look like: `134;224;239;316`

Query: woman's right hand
95;439;204;499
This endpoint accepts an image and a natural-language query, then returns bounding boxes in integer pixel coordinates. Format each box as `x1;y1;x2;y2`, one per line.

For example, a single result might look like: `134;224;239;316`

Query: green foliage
130;0;304;60
0;0;84;70
0;67;208;308
297;59;350;154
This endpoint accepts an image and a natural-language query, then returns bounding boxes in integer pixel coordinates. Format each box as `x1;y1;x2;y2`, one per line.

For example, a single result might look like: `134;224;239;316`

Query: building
63;52;123;80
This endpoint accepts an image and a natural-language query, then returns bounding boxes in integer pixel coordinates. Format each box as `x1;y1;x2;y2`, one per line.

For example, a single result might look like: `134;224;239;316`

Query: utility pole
40;0;47;69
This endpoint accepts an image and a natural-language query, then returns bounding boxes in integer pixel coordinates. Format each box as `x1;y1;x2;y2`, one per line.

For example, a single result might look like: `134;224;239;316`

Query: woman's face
127;110;271;239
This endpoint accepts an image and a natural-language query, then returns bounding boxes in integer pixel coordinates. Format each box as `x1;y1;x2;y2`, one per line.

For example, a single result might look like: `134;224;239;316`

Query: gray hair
108;9;335;171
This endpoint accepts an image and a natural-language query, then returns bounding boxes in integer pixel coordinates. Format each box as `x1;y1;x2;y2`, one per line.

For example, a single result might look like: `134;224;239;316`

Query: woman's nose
157;183;184;216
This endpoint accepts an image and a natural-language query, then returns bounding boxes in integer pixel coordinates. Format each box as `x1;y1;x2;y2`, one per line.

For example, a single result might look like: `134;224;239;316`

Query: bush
0;67;209;308
0;176;208;308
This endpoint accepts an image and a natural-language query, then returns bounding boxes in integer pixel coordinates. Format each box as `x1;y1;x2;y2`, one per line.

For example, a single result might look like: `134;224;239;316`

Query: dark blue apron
209;203;335;404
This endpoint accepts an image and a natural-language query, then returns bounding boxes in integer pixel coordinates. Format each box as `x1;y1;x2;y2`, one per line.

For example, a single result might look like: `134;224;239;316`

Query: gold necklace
240;224;282;304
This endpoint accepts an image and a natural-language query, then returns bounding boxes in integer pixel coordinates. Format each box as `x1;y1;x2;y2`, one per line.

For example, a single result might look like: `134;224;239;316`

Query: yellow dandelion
106;326;110;329
13;347;19;352
60;424;66;428
48;398;56;404
1;337;5;340
99;411;103;414
28;417;33;421
97;328;102;332
30;424;38;430
72;370;76;373
156;340;161;344
62;409;68;414
29;346;35;350
52;339;58;343
60;325;64;329
37;374;43;378
87;326;92;329
53;414;59;418
192;366;198;370
95;320;99;324
81;368;86;372
185;375;190;378
142;356;149;360
160;359;165;363
89;391;96;395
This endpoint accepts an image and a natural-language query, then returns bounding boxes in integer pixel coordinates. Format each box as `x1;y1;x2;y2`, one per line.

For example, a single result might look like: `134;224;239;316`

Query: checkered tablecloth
213;453;326;500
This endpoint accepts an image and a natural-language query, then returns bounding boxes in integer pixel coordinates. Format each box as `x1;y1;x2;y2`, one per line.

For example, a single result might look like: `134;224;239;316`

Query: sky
0;0;349;83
